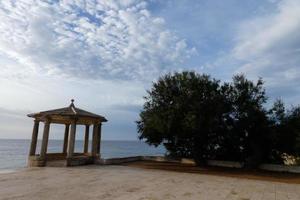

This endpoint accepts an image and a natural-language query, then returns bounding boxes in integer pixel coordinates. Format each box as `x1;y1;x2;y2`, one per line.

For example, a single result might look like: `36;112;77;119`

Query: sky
0;0;300;140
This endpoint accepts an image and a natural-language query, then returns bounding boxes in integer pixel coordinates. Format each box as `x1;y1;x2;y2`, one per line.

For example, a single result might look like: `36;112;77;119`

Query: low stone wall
259;164;300;173
96;156;195;165
207;160;244;168
143;156;181;163
29;154;300;173
97;156;142;165
97;156;300;173
141;157;242;168
181;158;196;165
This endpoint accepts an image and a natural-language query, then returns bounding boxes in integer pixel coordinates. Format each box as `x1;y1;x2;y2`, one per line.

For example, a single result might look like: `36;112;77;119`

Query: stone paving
0;165;299;200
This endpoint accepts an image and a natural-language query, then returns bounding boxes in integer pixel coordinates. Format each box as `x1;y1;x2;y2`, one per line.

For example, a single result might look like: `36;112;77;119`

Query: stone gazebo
27;100;107;167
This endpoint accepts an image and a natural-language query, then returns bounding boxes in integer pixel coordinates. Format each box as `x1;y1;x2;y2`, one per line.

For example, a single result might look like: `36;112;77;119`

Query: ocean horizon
0;139;165;171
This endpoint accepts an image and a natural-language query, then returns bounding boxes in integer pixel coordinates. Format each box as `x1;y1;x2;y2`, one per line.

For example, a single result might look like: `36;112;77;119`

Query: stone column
97;123;102;155
29;120;39;156
83;125;89;154
40;120;50;159
91;123;99;157
67;121;76;158
63;124;70;154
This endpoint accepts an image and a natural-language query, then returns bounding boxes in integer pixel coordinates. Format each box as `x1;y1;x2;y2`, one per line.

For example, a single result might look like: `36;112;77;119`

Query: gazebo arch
27;100;107;167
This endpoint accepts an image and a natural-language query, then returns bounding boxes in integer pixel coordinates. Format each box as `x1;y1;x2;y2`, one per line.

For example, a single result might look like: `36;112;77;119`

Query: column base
28;156;46;167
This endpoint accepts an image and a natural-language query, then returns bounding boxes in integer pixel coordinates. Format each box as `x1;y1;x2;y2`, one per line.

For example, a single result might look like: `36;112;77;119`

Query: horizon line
0;138;141;142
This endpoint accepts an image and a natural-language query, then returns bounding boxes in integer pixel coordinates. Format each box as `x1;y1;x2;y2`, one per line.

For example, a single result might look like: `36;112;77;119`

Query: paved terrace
0;162;299;200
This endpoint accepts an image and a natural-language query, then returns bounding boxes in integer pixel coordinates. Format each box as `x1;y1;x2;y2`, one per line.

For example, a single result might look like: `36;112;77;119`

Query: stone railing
259;164;300;173
96;156;300;173
97;156;142;165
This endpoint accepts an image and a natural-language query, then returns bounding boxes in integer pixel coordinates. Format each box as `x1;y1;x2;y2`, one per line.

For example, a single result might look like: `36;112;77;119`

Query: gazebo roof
28;100;107;124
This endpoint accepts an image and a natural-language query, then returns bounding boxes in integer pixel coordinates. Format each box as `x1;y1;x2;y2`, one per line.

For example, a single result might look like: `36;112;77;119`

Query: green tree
137;71;300;168
285;106;300;157
269;101;300;163
137;71;227;164
228;75;270;167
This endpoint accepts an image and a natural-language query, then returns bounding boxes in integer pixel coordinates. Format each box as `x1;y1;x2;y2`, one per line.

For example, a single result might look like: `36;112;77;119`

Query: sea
0;139;165;171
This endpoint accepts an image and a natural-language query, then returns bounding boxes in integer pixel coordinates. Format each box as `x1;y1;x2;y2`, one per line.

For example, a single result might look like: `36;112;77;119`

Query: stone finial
70;99;75;107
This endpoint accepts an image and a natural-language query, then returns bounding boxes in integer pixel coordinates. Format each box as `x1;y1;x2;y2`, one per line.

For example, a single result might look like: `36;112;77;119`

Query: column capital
94;122;101;126
70;120;78;125
44;118;51;124
71;117;78;123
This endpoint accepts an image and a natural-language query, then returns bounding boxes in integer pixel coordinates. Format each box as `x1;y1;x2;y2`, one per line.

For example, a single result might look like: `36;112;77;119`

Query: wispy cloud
1;0;299;139
0;0;195;81
232;0;300;103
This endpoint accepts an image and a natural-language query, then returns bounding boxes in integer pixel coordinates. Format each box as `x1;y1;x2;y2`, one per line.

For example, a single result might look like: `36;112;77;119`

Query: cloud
0;0;163;140
2;0;300;139
231;0;300;104
0;0;195;81
0;69;146;139
234;0;300;60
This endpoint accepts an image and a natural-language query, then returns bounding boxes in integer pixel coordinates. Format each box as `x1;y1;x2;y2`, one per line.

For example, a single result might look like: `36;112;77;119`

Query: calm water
0;139;165;170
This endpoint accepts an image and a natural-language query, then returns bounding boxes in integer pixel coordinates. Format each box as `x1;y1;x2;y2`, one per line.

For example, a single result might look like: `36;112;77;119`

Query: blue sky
0;0;300;140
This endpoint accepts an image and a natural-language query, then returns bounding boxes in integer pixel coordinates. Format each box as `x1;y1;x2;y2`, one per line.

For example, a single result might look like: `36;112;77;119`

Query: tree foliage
268;100;300;163
137;72;224;162
137;71;300;167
